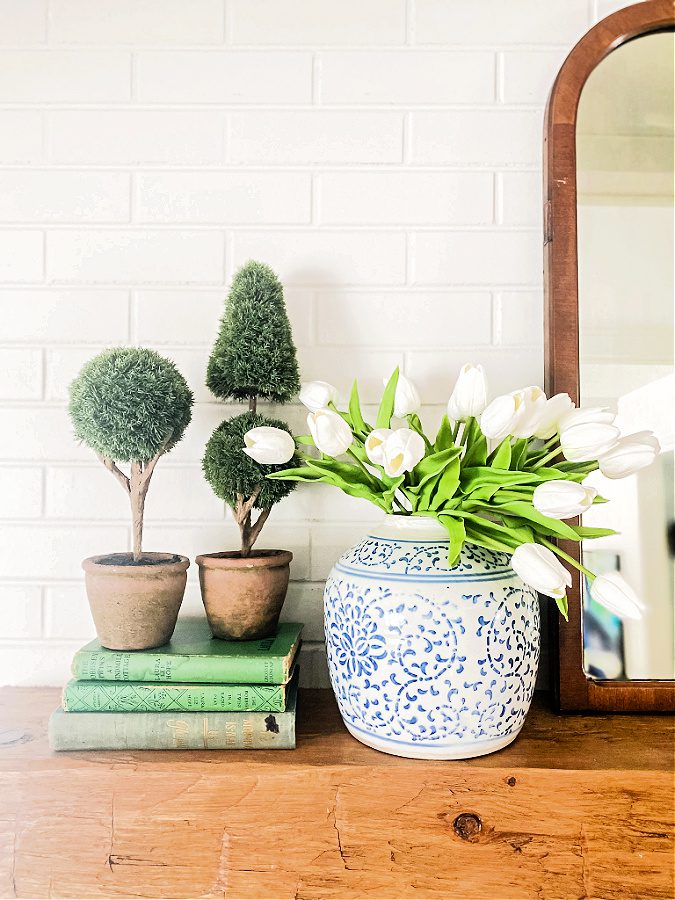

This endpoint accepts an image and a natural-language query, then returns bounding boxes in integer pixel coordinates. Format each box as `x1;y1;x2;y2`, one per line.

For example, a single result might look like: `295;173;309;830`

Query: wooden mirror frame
544;0;675;712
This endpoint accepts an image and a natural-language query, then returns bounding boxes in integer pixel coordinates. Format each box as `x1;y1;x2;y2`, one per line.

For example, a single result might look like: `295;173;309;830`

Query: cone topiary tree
204;261;301;556
69;347;193;562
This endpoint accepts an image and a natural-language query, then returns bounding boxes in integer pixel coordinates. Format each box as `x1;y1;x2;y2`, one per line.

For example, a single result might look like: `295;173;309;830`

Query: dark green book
50;673;298;751
71;620;302;685
62;669;296;712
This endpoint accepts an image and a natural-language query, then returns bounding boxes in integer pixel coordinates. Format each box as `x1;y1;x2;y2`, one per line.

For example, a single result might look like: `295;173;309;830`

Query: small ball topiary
69;347;194;561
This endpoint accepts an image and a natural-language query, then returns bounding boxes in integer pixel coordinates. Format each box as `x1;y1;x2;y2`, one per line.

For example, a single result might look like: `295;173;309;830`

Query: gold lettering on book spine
167;719;189;749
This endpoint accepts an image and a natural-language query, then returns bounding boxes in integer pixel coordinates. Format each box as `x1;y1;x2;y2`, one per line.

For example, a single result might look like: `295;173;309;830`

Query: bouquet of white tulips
244;365;660;620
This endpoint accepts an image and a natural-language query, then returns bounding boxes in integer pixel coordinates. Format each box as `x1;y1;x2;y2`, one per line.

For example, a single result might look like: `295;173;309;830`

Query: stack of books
48;620;303;751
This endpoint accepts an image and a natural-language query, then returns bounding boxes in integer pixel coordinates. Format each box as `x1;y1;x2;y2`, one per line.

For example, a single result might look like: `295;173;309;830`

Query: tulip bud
365;428;393;466
533;393;574;439
384;372;421;418
591;573;643;620
307;409;353;457
558;407;615;430
243;426;295;465
480;394;520;442
511;543;572;600
447;363;488;422
598;431;660;479
559;421;620;463
299;380;338;413
381;428;425;478
510;386;547;439
533;480;597;519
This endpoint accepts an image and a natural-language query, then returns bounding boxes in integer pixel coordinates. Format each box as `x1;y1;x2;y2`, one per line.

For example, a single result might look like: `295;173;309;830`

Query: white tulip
591;573;644;620
558;407;615;430
381;428;426;478
307;409;353;457
243;426;295;465
511;543;572;600
385;372;421;418
299;380;338;412
559;421;620;463
480;394;521;442
533;480;597;519
534;393;574;439
510;386;547;439
598;431;660;479
365;428;393;466
447;363;488;421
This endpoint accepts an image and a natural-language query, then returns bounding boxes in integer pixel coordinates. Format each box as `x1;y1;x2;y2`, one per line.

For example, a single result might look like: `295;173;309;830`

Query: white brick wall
0;0;620;688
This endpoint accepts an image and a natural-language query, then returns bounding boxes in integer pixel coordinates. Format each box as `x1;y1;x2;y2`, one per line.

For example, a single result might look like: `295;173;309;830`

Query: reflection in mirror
577;31;674;681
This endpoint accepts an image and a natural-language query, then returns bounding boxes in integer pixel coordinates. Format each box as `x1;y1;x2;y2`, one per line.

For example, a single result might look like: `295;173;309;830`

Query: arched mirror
544;0;675;711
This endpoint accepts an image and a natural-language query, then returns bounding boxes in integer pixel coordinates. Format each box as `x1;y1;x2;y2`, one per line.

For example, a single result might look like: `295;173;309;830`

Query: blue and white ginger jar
324;515;540;759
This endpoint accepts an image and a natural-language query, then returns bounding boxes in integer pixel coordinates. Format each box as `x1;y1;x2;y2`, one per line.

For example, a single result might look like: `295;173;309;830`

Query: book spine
49;708;295;751
71;651;285;685
62;681;285;713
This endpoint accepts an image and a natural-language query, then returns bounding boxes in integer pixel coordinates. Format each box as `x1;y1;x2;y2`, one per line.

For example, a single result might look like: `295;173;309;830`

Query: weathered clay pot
82;552;189;650
196;550;292;640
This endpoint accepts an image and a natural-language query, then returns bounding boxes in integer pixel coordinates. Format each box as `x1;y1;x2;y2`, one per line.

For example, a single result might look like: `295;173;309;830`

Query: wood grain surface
543;0;675;712
0;688;673;899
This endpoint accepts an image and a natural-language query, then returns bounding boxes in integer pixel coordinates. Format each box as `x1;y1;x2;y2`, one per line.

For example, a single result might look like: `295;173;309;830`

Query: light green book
71;620;303;685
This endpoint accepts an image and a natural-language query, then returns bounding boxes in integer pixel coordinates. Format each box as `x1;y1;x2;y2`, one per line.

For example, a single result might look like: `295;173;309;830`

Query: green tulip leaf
349;379;370;438
437;514;466;566
376;368;399;430
434;414;455;452
489;437;512;469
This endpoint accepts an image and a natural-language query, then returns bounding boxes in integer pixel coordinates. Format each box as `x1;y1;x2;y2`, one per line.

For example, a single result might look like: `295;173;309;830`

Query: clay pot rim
196;549;293;571
82;552;190;576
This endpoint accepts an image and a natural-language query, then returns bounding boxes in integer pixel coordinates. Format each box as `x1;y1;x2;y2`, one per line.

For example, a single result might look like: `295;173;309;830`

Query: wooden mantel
0;689;673;899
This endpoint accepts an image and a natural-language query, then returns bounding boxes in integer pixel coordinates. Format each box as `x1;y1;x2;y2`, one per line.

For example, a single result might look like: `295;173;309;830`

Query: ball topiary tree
69;347;193;562
204;260;301;556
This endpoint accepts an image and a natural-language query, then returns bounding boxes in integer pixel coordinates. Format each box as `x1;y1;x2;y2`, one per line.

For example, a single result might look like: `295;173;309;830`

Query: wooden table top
1;688;673;899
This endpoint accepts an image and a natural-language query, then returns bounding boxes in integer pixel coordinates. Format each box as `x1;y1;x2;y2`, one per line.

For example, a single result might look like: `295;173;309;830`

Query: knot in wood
453;813;482;841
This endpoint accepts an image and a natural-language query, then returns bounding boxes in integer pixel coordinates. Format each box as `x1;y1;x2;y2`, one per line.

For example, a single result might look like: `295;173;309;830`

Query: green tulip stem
530;447;562;470
451;421;461;443
539;537;596;582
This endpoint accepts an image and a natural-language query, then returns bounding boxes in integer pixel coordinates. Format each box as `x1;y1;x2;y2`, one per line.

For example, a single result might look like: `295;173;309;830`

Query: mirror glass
576;30;675;680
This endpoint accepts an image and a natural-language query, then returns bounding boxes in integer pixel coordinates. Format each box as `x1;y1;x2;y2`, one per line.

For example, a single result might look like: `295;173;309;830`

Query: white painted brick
280;582;324;641
498;291;543;346
46;230;225;285
499;171;542;227
405;350;543;404
0;467;43;518
318;172;493;225
147;466;226;522
45;465;128;520
411;111;541;165
308;483;382;525
298;347;403;404
0;290;129;343
0;232;43;283
0;171;130;224
138;172;311;225
320;50;495;104
229;112;404;164
297;642;329;688
0;0;46;44
414;0;589;45
595;0;635;20
135;288;312;348
501;50;568;105
137;51;312;104
151;347;212;404
0;349;43;400
43;584;95;641
50;111;226;166
0;408;88;462
316;291;492;347
233;231;406;285
0;585;42;640
0;113;43;164
0;643;80;687
49;0;225;45
166;403;227;463
311;523;365;580
0;525;128;578
412;231;541;286
0;51;130;102
230;0;406;46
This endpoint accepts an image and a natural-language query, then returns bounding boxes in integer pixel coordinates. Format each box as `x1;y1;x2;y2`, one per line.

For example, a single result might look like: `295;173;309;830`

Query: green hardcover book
62;668;296;712
71;620;302;685
50;673;298;751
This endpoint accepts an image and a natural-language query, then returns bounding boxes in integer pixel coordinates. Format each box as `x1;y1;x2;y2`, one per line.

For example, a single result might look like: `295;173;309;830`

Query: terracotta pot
196;550;292;640
82;552;189;651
